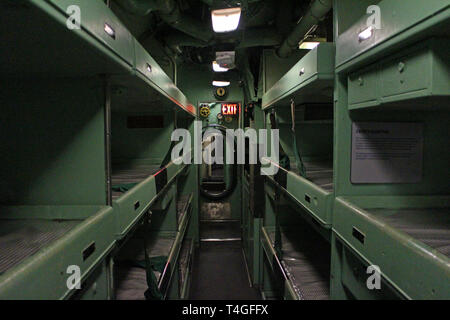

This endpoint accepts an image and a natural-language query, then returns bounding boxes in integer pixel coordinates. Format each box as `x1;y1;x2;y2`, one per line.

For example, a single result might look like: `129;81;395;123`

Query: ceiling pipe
200;0;263;7
163;27;282;51
164;32;213;53
114;0;213;42
277;0;332;58
236;27;283;49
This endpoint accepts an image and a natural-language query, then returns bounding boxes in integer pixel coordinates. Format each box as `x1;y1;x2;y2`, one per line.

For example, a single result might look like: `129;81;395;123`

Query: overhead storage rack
332;0;450;300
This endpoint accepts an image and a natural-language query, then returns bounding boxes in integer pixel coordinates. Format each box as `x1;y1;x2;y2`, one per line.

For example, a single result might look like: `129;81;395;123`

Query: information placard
351;122;423;183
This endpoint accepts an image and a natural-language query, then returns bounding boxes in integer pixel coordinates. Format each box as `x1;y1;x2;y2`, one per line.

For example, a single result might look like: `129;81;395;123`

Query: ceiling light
299;37;326;50
299;42;320;50
212;61;228;72
358;26;374;41
211;7;241;33
212;81;230;87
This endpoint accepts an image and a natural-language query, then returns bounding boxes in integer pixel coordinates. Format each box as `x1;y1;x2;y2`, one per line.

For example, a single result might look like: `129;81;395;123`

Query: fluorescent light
299;42;320;50
212;81;230;87
359;26;373;41
211;7;241;33
212;61;229;72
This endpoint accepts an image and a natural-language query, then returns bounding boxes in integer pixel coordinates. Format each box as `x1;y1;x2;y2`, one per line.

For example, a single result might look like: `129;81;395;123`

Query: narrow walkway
189;219;260;300
190;241;260;300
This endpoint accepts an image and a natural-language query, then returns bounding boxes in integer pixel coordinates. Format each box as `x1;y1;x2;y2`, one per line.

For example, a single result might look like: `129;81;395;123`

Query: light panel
212;81;231;87
299;42;320;50
211;7;241;33
212;61;229;72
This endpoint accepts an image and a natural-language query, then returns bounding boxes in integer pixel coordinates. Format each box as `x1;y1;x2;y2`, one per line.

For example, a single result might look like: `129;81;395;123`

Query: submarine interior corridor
0;0;449;302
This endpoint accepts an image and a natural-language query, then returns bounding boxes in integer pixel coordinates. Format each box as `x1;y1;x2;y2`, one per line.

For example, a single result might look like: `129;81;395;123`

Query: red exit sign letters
221;103;240;116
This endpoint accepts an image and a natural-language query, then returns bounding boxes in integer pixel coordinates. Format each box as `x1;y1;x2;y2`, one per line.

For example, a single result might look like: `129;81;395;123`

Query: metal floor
190;219;260;300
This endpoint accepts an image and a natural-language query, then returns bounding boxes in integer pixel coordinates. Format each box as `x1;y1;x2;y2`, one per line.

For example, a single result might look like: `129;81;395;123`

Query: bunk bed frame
0;0;197;300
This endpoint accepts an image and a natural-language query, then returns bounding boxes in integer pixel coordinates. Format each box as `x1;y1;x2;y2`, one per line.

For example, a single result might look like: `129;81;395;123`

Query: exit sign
221;103;240;116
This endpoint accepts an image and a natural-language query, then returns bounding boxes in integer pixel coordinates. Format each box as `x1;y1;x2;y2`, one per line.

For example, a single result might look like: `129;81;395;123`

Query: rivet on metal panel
299;68;305;76
398;62;405;73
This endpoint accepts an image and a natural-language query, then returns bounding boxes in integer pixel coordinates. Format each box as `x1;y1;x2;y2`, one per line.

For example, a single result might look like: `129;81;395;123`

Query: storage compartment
379;40;450;103
347;39;450;109
336;0;449;70
348;65;379;107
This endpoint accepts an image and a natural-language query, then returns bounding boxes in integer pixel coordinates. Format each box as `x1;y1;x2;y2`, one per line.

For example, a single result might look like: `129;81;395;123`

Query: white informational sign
351;122;423;184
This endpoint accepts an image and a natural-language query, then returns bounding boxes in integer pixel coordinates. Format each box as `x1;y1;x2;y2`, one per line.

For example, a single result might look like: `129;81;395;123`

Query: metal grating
370;208;450;257
0;219;81;274
269;226;331;300
291;160;333;191
111;164;160;199
115;236;175;300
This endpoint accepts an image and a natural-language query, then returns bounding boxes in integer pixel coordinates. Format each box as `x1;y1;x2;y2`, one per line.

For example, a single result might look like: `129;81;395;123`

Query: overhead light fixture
212;81;230;87
211;7;241;33
358;26;374;41
299;42;320;50
299;37;326;50
212;61;228;72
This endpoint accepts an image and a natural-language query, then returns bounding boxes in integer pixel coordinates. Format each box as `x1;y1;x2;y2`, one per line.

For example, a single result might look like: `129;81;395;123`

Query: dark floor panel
200;221;241;240
190;242;260;300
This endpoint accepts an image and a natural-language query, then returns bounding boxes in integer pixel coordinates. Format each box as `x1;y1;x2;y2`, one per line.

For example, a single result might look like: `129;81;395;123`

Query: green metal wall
111;111;174;165
0;78;107;205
